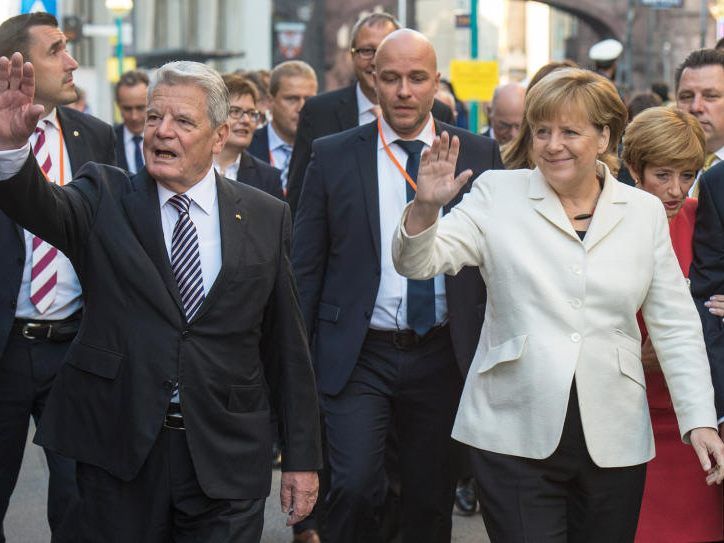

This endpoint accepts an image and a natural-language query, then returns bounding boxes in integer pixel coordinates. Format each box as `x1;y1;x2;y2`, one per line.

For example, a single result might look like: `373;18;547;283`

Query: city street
5;425;489;542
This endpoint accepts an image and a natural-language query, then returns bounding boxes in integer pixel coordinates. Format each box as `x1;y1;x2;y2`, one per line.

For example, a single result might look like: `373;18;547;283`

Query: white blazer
392;164;717;468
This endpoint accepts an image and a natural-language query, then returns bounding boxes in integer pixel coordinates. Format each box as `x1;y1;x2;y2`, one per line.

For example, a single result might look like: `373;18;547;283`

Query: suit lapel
336;85;359;131
236;152;255;183
528;168;579;240
191;174;245;322
57;107;87;174
121;171;184;314
355;124;381;263
582;168;627;251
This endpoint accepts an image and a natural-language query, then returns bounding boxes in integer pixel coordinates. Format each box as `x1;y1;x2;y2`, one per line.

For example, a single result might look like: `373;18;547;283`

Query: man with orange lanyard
246;60;317;198
0;13;115;543
292;29;502;542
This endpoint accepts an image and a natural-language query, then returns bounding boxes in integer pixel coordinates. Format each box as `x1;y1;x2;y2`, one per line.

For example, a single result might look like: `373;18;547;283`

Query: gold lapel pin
73;130;80;137
235;213;242;221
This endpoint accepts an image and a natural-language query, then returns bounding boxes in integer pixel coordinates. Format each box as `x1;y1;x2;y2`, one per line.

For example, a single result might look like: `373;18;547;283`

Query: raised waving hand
0;53;45;151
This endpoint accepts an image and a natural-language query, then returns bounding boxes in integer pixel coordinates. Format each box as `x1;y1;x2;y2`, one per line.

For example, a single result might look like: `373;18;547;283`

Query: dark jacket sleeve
691;168;724;418
261;203;322;471
286;103;315;217
291;143;329;340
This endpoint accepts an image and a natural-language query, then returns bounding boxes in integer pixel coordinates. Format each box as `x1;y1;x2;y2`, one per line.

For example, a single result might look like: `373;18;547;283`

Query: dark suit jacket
690;162;724;417
279;84;454;215
247;124;271;165
0;106;116;355
236;150;284;200
113;123;135;172
292;120;502;396
0;155;322;499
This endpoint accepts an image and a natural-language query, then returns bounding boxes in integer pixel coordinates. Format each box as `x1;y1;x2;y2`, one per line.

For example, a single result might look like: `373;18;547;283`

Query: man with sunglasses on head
215;74;283;200
285;12;454;216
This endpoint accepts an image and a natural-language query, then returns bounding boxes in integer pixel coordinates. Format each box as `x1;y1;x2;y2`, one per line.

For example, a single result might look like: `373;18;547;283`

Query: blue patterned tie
168;194;205;320
396;139;436;336
279;144;293;193
132;135;144;174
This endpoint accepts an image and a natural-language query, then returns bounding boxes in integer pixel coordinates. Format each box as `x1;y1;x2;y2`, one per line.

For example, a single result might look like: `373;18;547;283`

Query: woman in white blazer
392;68;724;542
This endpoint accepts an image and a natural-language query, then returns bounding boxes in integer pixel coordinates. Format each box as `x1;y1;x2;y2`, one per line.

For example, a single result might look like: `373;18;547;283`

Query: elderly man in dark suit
285;12;454;216
113;69;149;174
214;74;283;200
0;53;321;543
293;29;502;543
0;13;116;542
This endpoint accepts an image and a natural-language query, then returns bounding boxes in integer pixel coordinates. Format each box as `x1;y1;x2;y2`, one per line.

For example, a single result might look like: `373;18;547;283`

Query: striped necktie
30;121;58;314
167;194;205;320
279;144;293;193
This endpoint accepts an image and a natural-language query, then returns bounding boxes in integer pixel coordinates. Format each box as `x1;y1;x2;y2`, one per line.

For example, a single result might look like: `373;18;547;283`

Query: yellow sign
107;57;137;83
449;60;499;102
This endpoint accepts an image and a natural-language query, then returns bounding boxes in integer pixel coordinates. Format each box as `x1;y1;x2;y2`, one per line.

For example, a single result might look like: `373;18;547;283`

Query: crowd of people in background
2;7;724;543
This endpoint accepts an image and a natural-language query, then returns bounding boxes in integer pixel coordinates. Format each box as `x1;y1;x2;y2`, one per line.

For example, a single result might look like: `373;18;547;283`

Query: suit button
182;330;190;339
570;298;582;309
364;311;371;319
571;333;581;343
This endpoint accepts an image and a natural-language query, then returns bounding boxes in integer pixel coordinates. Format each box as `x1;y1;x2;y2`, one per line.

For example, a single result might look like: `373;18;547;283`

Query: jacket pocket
67;342;124;380
477;335;528;374
318;302;341;323
228;384;269;413
618;347;646;388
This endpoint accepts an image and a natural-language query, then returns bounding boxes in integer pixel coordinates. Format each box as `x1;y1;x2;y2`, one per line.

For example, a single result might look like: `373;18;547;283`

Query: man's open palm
0;53;45;150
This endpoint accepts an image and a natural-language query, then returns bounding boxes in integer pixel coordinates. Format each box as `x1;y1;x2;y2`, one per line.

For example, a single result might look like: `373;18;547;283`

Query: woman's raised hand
405;131;473;235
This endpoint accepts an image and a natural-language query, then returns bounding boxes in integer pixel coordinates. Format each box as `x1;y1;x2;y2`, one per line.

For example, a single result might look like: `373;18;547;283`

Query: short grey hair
148;61;229;127
350;12;400;49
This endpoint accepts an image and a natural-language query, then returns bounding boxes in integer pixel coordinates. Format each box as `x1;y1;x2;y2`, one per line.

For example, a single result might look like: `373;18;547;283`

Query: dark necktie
167;194;205;320
132;135;144;174
396;139;436;336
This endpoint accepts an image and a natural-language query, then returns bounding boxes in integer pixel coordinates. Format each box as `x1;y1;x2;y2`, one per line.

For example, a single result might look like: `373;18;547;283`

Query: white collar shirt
372;113;447;331
16;108;81;320
356;82;378;126
123;125;144;175
213;153;241;180
157;167;222;298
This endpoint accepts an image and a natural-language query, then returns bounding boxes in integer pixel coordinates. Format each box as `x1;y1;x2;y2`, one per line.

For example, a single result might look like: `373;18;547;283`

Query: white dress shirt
356;83;378;126
15;109;81;320
372;114;447;331
123;125;144;175
157;167;222;297
213;153;241;180
267;123;292;188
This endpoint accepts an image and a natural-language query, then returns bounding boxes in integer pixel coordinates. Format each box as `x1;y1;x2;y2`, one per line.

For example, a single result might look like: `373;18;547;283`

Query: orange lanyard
37;117;66;187
377;115;435;193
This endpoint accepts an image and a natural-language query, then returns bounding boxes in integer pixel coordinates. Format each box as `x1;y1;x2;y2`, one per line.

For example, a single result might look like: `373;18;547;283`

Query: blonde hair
621;106;705;178
503;68;626;175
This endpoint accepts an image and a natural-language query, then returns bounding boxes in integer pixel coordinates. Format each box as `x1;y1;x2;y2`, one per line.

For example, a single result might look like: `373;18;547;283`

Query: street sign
21;0;57;16
449;59;499;102
639;0;682;8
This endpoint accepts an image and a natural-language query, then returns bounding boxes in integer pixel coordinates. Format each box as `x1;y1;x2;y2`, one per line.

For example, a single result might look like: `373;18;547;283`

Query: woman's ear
598;125;611;155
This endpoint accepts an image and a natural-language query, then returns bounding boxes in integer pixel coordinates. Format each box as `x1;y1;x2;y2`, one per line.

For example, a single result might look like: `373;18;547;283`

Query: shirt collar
213;152;241;174
123;125;142;145
356;82;376;116
38;108;59;131
267;122;290;152
377;113;435;150
157;166;217;216
715;145;724;162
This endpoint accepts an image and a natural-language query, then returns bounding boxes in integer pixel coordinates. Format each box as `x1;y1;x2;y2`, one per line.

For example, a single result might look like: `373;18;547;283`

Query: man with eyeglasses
247;61;317;198
285;12;454;216
483;82;525;145
114;70;149;174
215;74;283;200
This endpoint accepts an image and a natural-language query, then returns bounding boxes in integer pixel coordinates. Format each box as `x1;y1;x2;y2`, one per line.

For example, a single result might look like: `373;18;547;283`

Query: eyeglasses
229;107;261;122
351;47;376;60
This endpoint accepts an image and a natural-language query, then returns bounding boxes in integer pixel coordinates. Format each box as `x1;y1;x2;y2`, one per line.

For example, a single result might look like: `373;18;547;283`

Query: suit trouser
0;333;77;543
75;427;265;543
322;326;463;543
471;381;647;543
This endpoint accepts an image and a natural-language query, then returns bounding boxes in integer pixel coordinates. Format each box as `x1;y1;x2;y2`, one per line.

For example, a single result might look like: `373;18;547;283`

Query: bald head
374;29;440;138
489;82;525;144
